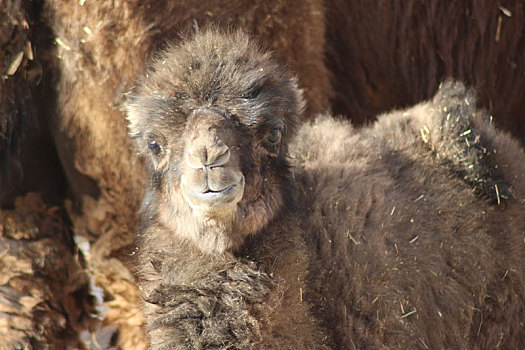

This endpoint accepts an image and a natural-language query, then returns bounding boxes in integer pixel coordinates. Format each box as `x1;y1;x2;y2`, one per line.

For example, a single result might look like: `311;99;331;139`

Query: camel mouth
181;176;245;215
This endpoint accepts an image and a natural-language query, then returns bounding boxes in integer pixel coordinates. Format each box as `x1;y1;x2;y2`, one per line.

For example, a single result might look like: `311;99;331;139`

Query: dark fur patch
325;0;525;146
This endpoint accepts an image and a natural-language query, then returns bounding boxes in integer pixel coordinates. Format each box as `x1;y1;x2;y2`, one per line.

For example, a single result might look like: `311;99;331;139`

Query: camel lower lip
196;185;237;199
181;177;245;211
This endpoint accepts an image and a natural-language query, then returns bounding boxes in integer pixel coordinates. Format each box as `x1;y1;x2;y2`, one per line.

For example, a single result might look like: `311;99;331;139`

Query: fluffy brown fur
129;31;525;349
294;81;525;349
0;2;91;347
38;1;328;346
0;193;95;349
325;0;525;146
128;30;327;349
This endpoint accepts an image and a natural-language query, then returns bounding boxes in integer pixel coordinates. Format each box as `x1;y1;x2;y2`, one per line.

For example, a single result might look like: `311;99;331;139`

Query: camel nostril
186;147;205;169
208;145;230;167
186;144;231;169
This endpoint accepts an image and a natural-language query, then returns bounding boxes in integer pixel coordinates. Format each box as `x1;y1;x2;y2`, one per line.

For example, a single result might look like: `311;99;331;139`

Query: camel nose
186;142;231;169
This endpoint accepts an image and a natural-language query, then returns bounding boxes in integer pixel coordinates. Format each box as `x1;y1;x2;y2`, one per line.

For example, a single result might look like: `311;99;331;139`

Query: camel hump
414;80;525;204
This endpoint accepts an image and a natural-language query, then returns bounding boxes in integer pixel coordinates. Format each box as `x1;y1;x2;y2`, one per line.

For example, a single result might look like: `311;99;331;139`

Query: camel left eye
243;86;263;99
265;128;282;145
148;140;162;155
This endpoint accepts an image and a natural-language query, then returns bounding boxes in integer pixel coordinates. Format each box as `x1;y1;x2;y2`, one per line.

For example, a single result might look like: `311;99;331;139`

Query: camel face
126;30;302;253
180;108;245;218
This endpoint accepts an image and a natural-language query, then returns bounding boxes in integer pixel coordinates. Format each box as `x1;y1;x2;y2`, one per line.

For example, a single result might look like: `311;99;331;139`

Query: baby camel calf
126;30;525;349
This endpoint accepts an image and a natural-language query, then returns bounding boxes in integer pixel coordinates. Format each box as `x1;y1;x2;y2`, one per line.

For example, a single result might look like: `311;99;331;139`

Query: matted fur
129;31;525;349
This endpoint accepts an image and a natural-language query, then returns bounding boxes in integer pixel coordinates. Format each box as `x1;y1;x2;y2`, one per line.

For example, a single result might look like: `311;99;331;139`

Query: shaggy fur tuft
401;80;510;202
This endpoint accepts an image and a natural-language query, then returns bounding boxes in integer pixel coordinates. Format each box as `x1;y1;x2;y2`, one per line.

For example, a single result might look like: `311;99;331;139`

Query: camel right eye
148;141;162;155
263;128;282;147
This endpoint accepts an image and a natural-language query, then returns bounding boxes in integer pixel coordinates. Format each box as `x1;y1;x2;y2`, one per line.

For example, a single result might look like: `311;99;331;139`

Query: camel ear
282;77;305;137
125;94;174;139
291;77;306;116
125;97;145;139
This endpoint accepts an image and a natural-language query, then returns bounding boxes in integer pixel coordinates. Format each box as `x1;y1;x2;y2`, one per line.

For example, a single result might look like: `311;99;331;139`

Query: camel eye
148;140;162;155
264;128;282;145
243;86;263;99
